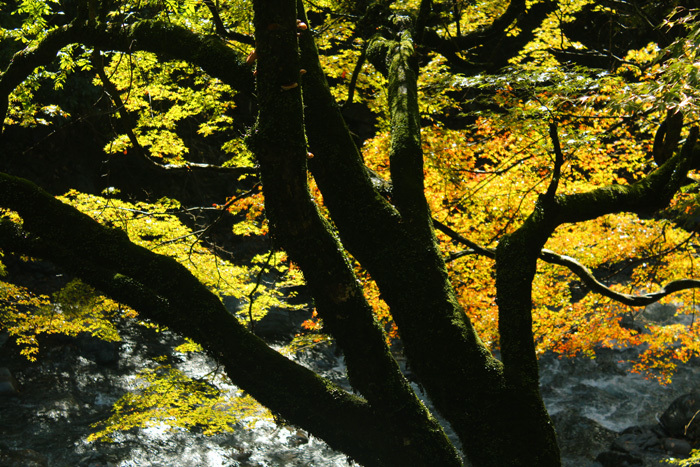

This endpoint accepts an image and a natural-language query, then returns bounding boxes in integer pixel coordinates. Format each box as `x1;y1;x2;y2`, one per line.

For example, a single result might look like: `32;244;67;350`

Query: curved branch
0;171;382;461
539;249;700;307
202;0;255;45
437;214;700;307
421;1;555;70
1;20;254;133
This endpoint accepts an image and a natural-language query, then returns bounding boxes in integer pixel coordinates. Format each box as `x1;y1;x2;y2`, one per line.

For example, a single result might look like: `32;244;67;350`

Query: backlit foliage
100;52;250;166
0;277;134;361
3;0;700;448
88;363;271;442
357;3;700;382
57;190;305;323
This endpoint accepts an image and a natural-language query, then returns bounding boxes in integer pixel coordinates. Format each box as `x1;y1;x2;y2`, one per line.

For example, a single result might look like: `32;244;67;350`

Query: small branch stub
246;49;258;65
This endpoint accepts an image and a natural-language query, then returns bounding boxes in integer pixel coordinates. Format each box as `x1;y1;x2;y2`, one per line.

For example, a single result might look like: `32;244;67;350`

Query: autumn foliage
2;0;700;465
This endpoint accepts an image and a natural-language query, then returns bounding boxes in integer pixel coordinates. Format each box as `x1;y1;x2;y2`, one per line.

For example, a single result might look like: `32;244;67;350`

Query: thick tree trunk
299;10;546;466
0;171;459;466
492;125;700;466
496;225;562;466
247;1;463;465
3;1;699;466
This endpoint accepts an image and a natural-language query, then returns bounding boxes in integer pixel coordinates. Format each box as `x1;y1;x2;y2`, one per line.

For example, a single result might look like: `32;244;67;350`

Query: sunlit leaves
88;364;271;442
57;190;304;323
0;280;51;360
608;12;700;120
5;75;48;127
512;0;592;67
12;0;59;39
100;52;240;164
2;0;699;398
228;189;268;236
360;28;700;378
0;277;133;361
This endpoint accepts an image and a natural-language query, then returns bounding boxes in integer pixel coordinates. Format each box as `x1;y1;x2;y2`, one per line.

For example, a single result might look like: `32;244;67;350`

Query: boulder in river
0;367;20;396
660;392;700;441
0;446;48;467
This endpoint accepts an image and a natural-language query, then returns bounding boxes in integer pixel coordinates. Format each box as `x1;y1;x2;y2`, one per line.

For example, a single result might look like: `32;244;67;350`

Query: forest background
2;0;700;466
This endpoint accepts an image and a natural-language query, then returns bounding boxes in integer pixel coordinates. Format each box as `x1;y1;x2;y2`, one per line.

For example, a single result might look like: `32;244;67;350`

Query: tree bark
299;7;553;466
0;170;459;466
494;126;700;466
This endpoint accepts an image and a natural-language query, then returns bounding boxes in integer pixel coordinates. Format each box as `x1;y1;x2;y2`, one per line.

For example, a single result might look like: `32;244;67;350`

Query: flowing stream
2;310;700;466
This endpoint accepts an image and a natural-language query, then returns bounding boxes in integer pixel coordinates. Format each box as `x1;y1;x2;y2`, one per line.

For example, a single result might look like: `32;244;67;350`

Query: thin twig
247;246;276;333
544;121;564;201
344;45;366;107
435;218;700;306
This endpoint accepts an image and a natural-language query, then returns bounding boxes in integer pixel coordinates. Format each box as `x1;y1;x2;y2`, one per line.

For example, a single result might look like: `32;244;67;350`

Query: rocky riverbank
3;320;700;466
2;259;700;466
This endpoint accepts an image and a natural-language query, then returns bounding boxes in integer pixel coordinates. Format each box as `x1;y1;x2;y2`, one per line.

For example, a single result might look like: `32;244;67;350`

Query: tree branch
367;32;433;236
0;171;386;462
436;216;700;307
556;126;700;224
433;218;496;259
297;5;520;463
653;110;683;166
543;121;564;202
202;0;255;45
343;44;366;107
421;0;556;71
539;248;700;307
249;2;461;463
495;125;700;411
1;20;254;133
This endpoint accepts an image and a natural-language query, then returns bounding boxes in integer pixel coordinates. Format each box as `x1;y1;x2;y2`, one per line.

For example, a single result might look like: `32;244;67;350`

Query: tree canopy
2;0;700;465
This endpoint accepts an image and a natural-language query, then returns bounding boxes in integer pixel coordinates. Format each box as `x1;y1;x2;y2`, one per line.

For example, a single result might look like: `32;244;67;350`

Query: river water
2;315;699;466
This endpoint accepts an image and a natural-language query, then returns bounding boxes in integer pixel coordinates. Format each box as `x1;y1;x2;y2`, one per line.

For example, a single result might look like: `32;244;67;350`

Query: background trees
2;0;700;466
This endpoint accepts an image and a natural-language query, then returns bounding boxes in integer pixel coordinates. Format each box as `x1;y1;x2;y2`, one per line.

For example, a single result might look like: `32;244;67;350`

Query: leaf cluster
88;363;271;442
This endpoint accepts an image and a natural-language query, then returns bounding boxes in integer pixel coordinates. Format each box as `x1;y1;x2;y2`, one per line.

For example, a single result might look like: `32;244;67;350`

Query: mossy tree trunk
2;1;700;466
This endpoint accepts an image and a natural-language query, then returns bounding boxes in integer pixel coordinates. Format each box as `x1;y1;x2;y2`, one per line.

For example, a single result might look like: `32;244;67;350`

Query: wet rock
0;367;20;395
613;426;662;453
642;302;678;324
76;333;119;366
660;392;700;440
596;449;644;466
0;321;353;466
663;437;692;457
0;446;48;467
553;409;617;460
